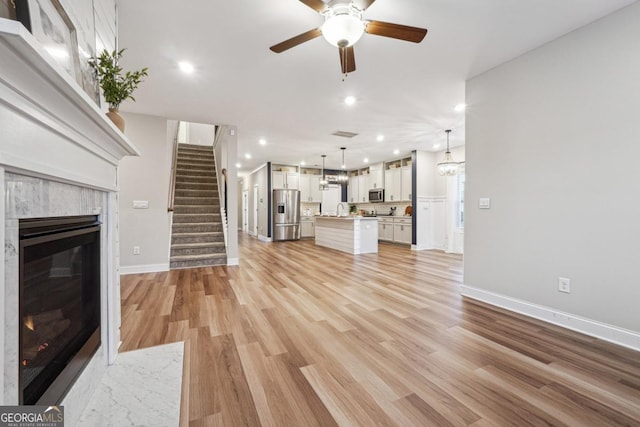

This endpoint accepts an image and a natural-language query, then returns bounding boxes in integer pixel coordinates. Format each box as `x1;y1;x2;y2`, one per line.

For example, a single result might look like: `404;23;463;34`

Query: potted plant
89;49;148;132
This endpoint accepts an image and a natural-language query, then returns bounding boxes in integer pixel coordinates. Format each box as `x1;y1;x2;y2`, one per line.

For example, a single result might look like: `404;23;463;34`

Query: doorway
253;185;259;236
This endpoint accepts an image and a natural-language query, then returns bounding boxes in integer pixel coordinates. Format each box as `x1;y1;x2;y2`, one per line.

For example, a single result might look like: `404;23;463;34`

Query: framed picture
0;0;17;20
15;0;81;86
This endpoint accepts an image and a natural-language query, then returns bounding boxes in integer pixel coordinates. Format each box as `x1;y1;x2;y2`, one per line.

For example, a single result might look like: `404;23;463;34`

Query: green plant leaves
88;49;148;109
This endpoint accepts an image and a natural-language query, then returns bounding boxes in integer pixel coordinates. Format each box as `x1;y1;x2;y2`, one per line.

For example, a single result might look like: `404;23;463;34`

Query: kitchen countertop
314;216;378;220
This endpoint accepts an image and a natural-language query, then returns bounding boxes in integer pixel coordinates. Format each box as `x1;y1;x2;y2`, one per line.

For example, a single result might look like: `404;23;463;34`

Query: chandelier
437;129;461;176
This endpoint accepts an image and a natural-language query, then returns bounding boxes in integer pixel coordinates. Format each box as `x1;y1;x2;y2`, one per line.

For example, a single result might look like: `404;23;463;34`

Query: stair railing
167;122;180;212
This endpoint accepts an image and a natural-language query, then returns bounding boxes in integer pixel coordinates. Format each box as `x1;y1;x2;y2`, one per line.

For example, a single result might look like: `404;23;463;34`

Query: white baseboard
461;285;640;352
120;263;170;275
227;257;239;266
411;244;432;251
258;235;272;242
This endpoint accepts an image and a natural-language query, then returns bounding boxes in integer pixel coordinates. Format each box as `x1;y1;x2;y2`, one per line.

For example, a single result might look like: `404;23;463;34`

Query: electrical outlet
133;246;141;255
558;277;571;293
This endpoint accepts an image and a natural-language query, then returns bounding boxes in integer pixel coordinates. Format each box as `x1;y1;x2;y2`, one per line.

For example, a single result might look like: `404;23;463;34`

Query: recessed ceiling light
433;143;441;149
454;103;466;112
235;163;242;168
300;161;306;166
178;61;194;74
363;158;369;163
393;149;400;155
344;95;356;106
259;138;267;145
376;135;384;142
245;153;251;159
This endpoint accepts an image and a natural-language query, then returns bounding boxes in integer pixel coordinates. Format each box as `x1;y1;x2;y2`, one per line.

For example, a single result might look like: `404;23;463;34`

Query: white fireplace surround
1;18;139;425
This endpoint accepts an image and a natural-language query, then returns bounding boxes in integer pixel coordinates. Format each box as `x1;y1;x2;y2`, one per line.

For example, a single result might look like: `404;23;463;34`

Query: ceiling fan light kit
270;0;427;76
321;4;365;47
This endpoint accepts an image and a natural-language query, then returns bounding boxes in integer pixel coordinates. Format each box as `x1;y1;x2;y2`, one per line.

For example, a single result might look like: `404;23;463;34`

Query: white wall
415;151;436;198
464;3;640;344
93;0;116;53
214;125;239;263
188;122;216;146
119;112;171;272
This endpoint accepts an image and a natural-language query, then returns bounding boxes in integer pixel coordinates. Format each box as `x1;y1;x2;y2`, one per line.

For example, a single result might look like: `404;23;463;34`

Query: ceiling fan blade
365;20;428;43
354;0;376;11
270;28;322;53
298;0;328;13
339;46;356;74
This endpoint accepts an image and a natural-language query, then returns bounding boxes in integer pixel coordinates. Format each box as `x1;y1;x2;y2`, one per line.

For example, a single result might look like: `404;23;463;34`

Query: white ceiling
117;0;636;172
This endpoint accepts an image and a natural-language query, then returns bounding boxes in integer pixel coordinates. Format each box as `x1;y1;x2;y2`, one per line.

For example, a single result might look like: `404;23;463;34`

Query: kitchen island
314;216;378;254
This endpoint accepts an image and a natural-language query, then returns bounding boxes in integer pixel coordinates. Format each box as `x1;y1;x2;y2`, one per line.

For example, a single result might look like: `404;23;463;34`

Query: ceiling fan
270;0;428;75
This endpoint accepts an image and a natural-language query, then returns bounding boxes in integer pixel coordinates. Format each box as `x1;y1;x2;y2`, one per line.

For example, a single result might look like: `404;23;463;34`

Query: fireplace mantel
0;19;139;191
1;18;139;424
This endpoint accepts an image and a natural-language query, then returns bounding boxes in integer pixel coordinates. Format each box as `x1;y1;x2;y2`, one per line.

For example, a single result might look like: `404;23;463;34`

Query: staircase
170;143;227;269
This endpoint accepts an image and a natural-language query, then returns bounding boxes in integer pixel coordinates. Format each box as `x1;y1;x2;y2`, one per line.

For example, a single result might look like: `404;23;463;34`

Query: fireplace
19;216;101;405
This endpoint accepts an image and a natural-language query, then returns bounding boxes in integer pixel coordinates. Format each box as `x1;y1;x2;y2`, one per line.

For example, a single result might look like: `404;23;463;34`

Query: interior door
242;190;248;232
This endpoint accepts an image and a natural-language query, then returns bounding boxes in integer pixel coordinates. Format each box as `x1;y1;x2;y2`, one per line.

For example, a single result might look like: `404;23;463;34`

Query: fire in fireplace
19;216;101;405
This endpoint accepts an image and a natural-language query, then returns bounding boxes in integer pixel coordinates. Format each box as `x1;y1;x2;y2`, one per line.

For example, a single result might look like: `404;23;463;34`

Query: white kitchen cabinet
378;218;394;241
348;175;359;203
401;166;412;201
309;175;321;202
357;174;369;203
299;174;310;201
369;163;384;189
384;168;402;202
301;218;315;237
272;171;299;190
393;218;412;244
300;174;322;202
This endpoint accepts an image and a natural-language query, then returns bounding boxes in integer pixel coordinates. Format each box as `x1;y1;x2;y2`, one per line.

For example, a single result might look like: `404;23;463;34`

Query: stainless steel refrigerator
273;189;300;241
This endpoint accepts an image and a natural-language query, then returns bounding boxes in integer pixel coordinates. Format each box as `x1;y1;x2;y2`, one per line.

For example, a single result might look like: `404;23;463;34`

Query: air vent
332;131;358;138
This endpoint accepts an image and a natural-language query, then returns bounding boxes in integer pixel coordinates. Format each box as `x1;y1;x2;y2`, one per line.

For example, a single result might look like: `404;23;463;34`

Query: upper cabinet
348;173;359;203
384;157;412;202
369;162;384;189
357;173;369;203
348;169;369;203
401;164;412;201
299;171;322;203
384;168;401;202
272;165;299;190
345;157;413;203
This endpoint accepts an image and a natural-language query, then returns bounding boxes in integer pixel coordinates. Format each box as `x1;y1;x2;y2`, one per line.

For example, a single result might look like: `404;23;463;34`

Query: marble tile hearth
79;342;185;426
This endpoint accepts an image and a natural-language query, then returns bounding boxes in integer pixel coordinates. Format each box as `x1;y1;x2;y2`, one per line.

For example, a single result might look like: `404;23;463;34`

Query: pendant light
319;154;329;191
338;147;348;182
437;129;460;176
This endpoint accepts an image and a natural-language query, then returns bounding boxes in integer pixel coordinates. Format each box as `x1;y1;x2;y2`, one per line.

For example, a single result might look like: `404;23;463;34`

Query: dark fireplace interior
19;215;101;405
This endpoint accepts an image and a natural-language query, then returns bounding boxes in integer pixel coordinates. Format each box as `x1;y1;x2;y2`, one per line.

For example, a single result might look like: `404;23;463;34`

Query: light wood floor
120;234;640;426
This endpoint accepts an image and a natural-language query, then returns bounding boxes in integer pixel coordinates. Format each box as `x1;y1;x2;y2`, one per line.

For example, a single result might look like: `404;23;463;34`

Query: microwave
368;189;384;203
